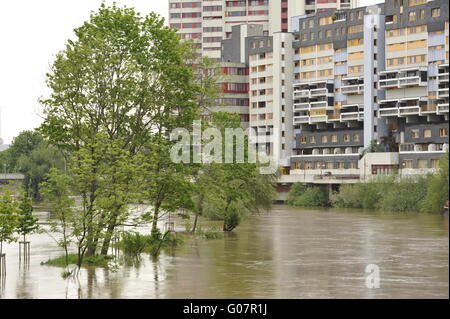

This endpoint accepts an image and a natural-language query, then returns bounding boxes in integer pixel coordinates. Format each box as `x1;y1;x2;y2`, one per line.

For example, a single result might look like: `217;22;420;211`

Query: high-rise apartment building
287;0;449;182
169;0;449;182
168;0;360;60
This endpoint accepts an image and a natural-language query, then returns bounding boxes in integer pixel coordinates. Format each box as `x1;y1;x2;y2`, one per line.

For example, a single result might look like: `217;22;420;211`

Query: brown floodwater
0;205;448;299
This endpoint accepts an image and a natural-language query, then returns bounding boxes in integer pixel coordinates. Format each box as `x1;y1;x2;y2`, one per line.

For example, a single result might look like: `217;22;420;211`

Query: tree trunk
191;194;203;233
191;212;199;233
151;204;161;238
100;224;115;255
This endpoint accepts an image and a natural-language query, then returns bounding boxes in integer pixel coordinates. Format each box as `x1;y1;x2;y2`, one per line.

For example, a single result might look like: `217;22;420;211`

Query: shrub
287;183;329;207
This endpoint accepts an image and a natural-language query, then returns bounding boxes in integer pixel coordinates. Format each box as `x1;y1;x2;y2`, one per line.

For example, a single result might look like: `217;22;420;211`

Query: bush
378;175;429;212
287;183;329;207
117;231;183;257
194;226;224;239
421;151;449;213
334;174;442;213
41;254;114;268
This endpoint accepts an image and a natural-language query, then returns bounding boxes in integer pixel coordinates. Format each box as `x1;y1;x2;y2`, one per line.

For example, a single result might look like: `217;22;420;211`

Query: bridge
0;173;25;185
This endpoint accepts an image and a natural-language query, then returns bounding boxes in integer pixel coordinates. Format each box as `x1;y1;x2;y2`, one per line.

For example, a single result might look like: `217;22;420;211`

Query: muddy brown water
0;205;448;298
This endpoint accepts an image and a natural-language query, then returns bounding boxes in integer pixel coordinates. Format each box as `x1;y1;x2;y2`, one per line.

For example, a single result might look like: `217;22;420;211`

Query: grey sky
0;0;379;144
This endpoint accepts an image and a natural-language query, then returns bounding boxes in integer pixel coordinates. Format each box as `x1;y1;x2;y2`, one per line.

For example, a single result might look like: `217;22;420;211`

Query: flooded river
0;205;448;298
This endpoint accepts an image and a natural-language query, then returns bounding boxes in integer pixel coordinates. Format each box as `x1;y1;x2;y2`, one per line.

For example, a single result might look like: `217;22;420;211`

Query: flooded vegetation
0;205;448;299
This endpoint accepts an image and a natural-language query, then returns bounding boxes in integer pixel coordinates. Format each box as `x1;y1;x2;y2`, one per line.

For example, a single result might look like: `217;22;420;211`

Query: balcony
340;112;364;121
379;67;427;89
379;71;399;89
327;113;341;122
293;116;309;124
341;77;364;95
293;102;310;111
310;87;328;97
398;97;425;117
398;68;428;88
438;83;449;98
437;103;449;114
293;90;309;98
310;115;328;123
310;100;328;109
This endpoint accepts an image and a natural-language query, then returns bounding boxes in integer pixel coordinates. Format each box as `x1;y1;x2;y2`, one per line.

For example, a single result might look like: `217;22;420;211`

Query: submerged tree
40;169;75;266
0;187;18;257
40;4;200;256
17;193;39;243
197;112;277;232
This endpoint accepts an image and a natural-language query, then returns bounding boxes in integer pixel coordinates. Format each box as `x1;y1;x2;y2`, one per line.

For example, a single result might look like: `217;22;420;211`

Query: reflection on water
0;205;448;299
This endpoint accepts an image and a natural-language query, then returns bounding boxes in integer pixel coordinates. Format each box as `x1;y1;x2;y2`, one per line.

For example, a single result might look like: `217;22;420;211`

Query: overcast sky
0;0;379;144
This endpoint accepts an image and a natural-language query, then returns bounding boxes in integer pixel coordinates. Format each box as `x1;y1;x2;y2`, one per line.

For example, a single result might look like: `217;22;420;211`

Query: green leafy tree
17;144;65;200
40;169;75;266
0;187;19;256
198;112;277;232
17;193;39;243
40;4;199;256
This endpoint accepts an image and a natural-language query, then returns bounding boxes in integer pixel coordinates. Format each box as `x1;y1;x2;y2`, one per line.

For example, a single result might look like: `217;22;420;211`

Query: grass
116;231;183;257
41;254;114;268
194;226;224;239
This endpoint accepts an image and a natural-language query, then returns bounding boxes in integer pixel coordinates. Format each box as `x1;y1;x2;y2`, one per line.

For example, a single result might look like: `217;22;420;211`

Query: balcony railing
379;78;399;89
293;116;309;124
379;108;398;117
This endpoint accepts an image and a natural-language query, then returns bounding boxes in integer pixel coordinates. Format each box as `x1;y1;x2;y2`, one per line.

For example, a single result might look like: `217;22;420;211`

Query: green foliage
117;231;183;257
194;226;223;239
334;180;386;210
41;254;114;268
18;143;65;200
333;173;444;213
39;3;201;256
287;183;329;207
0;187;19;255
0;130;64;200
378;175;430;212
361;139;387;156
17;192;39;242
40;169;75;265
421;151;449;213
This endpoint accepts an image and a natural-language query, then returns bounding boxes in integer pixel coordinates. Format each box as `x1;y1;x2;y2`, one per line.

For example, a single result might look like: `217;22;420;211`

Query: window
353;134;360;142
300;136;307;144
418;159;428;168
424;129;432;138
408;11;416;22
431;159;440;169
343;134;350;142
439;128;448;137
403;160;413;169
331;135;337;143
321;136;328;143
411;129;420;138
431;8;440;18
419;9;425;19
310;136;315;144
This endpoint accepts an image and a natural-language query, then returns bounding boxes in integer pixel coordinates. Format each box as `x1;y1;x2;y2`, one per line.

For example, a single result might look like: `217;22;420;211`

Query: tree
17;193;39;243
40;169;75;266
40;4;200;256
421;151;449;213
198;112;277;232
17;144;65;200
0;187;18;257
6;130;43;170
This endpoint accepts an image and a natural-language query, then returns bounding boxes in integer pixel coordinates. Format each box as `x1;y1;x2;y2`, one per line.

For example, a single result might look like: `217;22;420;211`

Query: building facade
169;0;449;181
288;0;449;183
169;0;360;60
